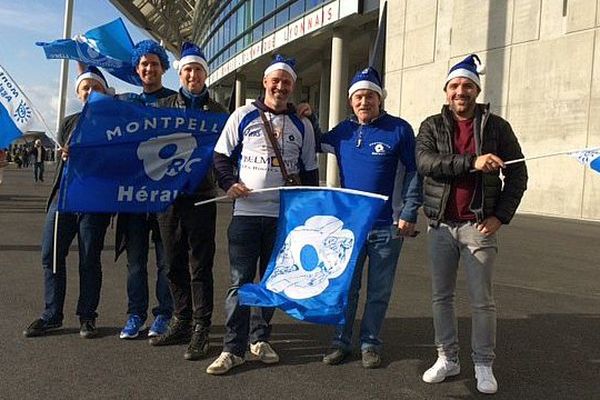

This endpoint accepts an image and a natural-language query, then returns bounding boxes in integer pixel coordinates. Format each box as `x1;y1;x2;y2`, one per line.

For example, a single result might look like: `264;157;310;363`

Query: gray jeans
428;221;498;365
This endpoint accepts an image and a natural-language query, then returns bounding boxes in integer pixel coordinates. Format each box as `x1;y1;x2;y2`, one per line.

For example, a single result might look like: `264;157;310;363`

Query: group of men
22;38;527;394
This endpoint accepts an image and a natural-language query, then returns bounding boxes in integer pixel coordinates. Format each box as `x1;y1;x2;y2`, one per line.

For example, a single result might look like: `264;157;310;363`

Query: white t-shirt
214;103;318;217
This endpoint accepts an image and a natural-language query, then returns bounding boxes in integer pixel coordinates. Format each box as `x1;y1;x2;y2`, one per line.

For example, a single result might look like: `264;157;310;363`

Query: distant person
149;42;227;362
23;66;113;339
115;40;177;341
207;55;318;375
416;54;528;394
31;139;46;182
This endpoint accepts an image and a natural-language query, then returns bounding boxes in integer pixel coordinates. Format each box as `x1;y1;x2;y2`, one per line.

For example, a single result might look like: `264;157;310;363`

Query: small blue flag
36;18;142;86
571;148;600;174
57;92;228;213
0;65;40;148
238;187;387;325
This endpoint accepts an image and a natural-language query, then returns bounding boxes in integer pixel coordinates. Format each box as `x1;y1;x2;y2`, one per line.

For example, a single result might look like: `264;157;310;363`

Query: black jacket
46;113;80;211
416;103;528;225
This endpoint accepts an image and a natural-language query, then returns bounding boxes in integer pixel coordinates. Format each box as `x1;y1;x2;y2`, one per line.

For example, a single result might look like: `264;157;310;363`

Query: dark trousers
158;197;216;327
34;161;44;182
223;215;277;357
41;200;110;322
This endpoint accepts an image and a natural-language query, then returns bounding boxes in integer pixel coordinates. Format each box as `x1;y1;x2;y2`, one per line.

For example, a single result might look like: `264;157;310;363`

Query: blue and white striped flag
36;18;142;86
238;187;387;325
570;148;600;174
0;65;46;148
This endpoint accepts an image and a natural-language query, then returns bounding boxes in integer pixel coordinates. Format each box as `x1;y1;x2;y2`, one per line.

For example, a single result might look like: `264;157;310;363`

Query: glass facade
200;0;333;72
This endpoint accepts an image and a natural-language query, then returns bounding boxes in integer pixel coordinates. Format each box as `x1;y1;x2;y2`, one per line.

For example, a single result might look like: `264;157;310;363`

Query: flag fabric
57;92;228;213
570;149;600;174
36;18;142;86
238;187;388;325
0;65;40;148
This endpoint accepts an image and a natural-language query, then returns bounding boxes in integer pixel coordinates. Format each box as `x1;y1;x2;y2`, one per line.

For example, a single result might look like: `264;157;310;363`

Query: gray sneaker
206;352;245;375
361;349;381;369
249;341;280;364
322;347;350;365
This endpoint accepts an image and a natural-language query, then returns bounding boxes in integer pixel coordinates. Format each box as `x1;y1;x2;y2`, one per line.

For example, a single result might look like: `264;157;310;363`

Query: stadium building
110;0;600;221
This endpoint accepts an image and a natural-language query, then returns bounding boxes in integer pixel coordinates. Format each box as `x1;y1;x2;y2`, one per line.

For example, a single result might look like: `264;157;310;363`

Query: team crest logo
370;142;391;155
13;100;32;124
266;215;355;299
137;133;201;181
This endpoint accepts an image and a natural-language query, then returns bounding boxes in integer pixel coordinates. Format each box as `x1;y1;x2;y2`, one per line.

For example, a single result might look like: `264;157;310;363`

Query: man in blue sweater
319;67;422;368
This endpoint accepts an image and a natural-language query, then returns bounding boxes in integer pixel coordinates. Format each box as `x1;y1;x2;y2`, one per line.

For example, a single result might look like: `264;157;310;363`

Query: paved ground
0;164;598;400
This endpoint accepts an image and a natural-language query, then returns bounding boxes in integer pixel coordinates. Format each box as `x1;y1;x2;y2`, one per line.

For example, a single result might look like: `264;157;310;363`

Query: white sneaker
475;365;498;394
206;352;245;375
250;341;280;364
422;357;461;383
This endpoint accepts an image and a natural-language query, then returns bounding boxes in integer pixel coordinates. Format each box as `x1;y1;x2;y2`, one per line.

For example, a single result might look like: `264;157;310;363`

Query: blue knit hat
75;66;109;92
445;54;486;89
264;54;297;81
173;42;209;74
348;67;386;99
131;39;170;71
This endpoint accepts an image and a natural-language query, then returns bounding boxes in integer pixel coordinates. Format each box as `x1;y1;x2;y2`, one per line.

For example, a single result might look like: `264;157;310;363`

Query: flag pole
53;211;59;274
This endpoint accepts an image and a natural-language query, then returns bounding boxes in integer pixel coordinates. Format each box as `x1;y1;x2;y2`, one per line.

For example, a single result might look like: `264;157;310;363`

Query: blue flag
238;187;387;325
36;18;142;86
57;92;227;213
571;148;600;174
0;65;41;148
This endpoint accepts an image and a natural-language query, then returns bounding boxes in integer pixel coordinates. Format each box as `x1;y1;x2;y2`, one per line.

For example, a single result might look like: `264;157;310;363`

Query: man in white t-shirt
207;55;318;375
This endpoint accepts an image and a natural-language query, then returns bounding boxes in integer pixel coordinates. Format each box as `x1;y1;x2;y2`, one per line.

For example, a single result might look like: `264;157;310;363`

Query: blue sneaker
148;315;170;337
119;314;145;339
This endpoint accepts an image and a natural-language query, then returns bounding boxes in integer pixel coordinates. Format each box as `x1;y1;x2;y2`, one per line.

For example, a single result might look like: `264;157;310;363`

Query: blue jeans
223;216;277;357
428;221;498;365
33;161;44;182
41;200;110;322
332;225;403;352
125;214;173;322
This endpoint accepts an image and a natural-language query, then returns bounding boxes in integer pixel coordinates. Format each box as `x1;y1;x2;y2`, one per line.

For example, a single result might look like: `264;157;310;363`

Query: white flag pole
53;211;59;274
194;186;389;207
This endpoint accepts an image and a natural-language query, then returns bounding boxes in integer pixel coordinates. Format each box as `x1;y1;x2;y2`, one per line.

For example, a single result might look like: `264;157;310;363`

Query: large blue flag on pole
57;92;227;213
0;64;52;148
238;187;388;325
36;18;142;86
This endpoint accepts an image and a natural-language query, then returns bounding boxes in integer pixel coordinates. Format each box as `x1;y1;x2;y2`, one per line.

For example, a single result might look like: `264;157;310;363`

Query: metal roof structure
108;0;216;55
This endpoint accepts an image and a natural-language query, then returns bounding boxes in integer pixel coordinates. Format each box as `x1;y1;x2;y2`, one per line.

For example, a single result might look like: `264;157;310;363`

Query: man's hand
397;219;417;237
476;216;502;236
60;145;69;161
226;182;252;199
296;102;313;118
473;153;505;173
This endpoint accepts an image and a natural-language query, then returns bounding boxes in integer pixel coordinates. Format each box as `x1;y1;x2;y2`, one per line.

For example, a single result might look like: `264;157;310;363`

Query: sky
0;0;181;134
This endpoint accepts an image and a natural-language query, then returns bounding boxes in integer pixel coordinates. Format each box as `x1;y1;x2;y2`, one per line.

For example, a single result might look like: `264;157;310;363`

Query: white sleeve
214;108;243;157
301;118;318;171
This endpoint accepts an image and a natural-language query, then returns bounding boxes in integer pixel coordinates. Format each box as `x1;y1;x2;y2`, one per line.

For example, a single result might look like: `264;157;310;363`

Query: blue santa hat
75;65;112;93
445;54;486;89
131;39;170;71
348;67;386;99
264;54;297;81
173;42;209;74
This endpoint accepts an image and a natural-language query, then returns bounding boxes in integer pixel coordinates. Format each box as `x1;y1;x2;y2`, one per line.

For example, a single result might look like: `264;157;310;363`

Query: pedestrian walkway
0;165;598;399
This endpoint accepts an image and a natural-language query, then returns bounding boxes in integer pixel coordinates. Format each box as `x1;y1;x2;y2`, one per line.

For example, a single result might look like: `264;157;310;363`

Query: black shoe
80;319;98;339
148;317;192;346
361;349;381;369
184;325;210;360
322;347;350;365
23;318;62;337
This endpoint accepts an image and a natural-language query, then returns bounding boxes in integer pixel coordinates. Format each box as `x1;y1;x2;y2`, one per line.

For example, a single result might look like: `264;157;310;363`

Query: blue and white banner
238;187;387;325
570;148;600;174
57;92;228;213
36;18;142;86
0;65;42;148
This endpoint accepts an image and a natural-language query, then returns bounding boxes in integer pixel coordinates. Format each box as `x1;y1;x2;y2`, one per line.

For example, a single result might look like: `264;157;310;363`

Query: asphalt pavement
0;164;598;400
